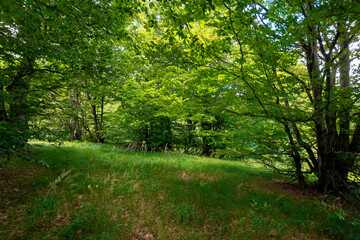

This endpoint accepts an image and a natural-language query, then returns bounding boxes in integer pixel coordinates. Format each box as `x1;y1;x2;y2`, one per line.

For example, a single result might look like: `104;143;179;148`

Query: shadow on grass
11;142;357;239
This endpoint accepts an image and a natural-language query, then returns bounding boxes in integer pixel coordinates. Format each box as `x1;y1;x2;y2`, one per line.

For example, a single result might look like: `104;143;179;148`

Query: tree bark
306;33;330;192
87;93;101;143
201;121;212;156
338;38;351;149
7;71;32;138
186;119;196;147
333;36;355;186
0;98;8;121
283;123;305;184
69;91;83;140
99;95;105;143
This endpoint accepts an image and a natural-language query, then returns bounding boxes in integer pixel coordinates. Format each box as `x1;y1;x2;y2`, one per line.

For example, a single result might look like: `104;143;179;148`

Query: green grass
0;141;359;239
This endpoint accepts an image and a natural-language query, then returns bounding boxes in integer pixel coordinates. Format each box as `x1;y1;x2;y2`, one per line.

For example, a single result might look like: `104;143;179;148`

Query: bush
0;121;27;164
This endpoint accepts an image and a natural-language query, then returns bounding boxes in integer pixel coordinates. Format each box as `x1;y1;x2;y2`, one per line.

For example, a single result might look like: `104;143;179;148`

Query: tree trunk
91;101;100;143
0;98;8;121
308;28;355;193
99;95;105;143
338;39;351;149
332;37;355;188
7;72;31;141
283;123;305;185
186;119;196;147
148;116;172;151
143;125;149;151
69;91;83;140
275;75;307;183
201;121;212;156
306;34;330;192
87;94;101;143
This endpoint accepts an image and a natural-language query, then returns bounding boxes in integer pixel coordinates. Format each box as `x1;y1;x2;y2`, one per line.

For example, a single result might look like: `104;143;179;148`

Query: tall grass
0;141;358;239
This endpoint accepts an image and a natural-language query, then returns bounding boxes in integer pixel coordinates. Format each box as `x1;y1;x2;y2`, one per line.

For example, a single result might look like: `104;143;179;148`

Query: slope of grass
0;142;359;239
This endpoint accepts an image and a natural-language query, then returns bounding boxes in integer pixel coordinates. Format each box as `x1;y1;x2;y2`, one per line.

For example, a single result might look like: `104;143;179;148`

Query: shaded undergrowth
0;142;359;239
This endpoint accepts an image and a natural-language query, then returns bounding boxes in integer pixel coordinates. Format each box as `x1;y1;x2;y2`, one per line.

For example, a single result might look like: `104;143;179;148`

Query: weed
60;204;114;239
31;193;58;219
316;200;360;239
49;169;72;190
160;203;198;226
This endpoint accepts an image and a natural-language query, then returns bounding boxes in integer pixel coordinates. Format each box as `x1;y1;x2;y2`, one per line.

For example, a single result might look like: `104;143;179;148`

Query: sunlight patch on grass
0;141;358;239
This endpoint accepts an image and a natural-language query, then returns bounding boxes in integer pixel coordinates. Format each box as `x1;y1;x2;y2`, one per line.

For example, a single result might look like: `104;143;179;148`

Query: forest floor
0;142;359;239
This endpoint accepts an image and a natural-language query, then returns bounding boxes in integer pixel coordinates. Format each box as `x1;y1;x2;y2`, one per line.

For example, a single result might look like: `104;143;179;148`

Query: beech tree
158;0;360;193
0;0;137;150
3;0;359;195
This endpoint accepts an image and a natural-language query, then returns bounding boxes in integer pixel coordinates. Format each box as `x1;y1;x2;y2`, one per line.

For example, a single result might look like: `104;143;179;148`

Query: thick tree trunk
306;36;331;192
7;73;31;144
331;38;355;189
339;39;351;149
310;30;355;193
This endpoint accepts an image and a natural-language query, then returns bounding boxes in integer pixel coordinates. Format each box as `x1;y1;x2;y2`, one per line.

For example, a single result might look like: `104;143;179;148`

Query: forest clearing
1;0;360;239
0;142;359;239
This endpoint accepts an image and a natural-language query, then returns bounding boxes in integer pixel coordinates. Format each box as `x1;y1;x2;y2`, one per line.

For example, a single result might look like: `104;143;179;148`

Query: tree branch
281;68;314;103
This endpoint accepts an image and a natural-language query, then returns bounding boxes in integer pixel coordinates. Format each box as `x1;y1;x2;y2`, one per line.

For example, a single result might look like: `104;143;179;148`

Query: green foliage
316;200;360;240
0;121;28;163
150;0;360;191
0;0;139;149
2;0;359;199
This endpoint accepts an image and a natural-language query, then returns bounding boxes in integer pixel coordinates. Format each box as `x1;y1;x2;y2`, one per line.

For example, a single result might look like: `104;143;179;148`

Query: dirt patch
257;179;360;215
266;179;321;199
0;163;46;200
0;162;49;238
0;162;46;208
197;172;217;181
179;171;191;181
178;171;218;182
133;227;154;240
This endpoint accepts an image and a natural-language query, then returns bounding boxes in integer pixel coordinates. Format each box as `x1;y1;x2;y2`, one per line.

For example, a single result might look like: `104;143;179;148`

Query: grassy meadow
0;142;359;239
